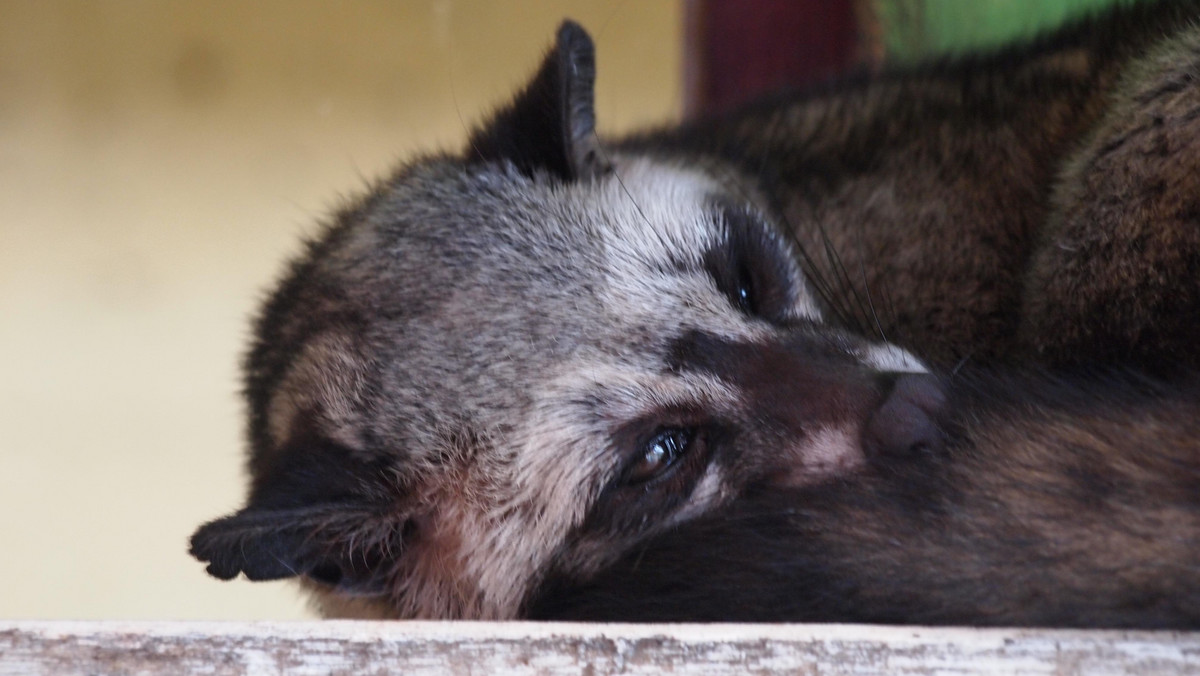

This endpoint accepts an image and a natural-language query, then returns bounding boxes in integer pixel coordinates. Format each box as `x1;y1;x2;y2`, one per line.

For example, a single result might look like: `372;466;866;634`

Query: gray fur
191;18;927;618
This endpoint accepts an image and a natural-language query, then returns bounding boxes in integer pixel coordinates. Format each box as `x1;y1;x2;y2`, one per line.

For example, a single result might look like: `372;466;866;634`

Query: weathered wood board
2;620;1199;675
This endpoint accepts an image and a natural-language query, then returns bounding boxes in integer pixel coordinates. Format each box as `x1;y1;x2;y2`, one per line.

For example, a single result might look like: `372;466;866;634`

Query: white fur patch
583;157;824;334
773;426;865;487
668;463;726;525
861;343;928;374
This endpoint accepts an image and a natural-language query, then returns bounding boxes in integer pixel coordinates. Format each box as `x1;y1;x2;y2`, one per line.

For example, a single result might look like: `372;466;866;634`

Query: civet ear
189;439;407;594
468;20;610;181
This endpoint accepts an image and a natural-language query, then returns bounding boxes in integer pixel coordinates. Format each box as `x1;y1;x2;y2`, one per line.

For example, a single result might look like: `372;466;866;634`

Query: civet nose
864;373;947;459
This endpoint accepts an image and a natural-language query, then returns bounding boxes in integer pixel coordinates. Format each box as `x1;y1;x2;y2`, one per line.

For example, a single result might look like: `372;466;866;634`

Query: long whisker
740;113;863;330
705;139;855;330
950;350;976;377
592;135;654;231
792;233;855;328
850;225;889;343
880;269;900;338
859;255;888;343
816;221;871;336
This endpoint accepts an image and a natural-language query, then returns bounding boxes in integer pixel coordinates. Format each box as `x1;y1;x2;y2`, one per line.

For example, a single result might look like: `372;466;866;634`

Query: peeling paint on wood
1;621;1199;675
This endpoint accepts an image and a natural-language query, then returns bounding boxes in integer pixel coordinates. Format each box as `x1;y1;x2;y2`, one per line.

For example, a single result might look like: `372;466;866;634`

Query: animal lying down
191;1;1200;626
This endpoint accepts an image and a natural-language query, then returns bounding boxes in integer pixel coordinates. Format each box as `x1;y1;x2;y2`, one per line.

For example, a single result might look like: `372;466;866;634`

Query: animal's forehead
383;157;725;268
334;156;734;336
321;157;739;421
574;158;728;256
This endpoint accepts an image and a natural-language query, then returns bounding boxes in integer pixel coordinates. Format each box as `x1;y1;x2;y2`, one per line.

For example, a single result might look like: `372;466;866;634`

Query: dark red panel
685;0;862;117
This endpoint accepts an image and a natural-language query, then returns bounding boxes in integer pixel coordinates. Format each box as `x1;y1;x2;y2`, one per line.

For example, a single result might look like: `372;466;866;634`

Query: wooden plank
2;621;1199;675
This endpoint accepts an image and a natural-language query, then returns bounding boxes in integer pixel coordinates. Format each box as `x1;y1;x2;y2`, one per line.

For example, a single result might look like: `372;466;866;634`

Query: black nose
864;373;947;458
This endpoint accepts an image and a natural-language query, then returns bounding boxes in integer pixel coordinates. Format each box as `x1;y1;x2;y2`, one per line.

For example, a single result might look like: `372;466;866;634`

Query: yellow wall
0;0;681;620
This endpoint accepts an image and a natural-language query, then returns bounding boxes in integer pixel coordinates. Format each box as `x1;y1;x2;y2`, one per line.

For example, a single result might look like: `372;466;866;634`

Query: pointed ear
189;441;408;593
468;20;611;181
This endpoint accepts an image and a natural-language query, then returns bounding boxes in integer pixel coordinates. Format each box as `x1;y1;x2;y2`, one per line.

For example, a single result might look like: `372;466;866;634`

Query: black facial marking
582;409;718;538
667;329;887;449
702;201;797;323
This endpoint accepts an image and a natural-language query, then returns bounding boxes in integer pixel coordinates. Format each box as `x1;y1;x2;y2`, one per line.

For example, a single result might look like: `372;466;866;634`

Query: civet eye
734;264;756;315
628;428;691;484
703;201;795;323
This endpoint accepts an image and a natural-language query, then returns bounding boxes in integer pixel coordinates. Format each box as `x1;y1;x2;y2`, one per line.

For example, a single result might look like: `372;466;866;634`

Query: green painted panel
875;0;1141;61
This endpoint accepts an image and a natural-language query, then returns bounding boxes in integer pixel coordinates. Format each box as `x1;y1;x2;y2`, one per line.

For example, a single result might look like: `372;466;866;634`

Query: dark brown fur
530;371;1200;627
530;1;1200;625
627;0;1200;371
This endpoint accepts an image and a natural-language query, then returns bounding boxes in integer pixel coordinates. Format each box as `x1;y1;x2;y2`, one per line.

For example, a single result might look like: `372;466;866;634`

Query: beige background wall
0;0;681;620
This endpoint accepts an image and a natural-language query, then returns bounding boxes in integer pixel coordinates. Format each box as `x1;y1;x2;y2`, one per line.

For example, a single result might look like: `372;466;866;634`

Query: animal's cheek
708;420;864;492
765;426;868;487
